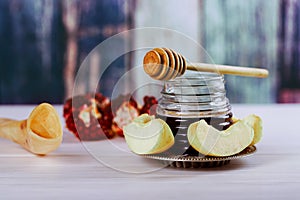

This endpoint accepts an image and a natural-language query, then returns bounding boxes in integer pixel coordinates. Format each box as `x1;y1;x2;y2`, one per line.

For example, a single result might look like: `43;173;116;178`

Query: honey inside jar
156;71;233;156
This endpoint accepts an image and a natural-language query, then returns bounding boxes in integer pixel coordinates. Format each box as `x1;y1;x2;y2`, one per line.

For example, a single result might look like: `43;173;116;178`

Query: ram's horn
0;103;63;155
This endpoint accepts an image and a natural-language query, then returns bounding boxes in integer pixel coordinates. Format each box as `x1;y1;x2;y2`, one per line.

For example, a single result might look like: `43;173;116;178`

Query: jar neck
157;72;231;118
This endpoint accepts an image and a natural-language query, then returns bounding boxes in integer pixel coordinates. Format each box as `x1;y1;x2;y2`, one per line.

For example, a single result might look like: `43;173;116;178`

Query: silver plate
141;146;256;168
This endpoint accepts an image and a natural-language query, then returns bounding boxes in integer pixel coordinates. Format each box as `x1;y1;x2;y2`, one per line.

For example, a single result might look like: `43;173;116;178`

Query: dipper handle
187;63;268;78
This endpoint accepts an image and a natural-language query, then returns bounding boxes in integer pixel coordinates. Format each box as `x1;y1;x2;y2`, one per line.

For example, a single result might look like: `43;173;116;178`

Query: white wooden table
0;104;299;199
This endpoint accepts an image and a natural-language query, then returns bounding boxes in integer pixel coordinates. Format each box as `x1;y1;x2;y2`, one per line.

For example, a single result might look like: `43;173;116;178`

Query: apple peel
123;114;174;154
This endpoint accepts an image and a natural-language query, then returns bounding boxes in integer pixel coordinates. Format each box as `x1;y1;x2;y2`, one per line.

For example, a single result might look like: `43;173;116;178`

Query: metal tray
141;145;256;168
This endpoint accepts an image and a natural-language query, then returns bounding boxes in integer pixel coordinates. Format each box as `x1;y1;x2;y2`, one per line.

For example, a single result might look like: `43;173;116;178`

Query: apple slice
241;114;263;145
187;120;254;157
232;114;263;145
123;114;174;154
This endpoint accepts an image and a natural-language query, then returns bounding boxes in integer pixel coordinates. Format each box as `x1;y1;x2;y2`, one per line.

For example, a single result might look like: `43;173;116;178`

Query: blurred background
0;0;299;104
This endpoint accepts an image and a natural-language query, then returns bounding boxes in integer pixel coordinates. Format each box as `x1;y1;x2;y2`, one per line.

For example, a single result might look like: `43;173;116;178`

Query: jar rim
167;71;224;82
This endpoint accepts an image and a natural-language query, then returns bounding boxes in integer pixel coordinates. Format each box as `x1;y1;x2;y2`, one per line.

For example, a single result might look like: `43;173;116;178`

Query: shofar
0;103;63;155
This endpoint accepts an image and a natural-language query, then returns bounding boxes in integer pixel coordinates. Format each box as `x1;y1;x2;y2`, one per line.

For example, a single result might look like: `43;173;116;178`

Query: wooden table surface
0;104;299;199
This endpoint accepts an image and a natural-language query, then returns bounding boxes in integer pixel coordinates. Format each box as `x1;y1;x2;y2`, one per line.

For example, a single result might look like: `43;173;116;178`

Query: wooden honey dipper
143;48;269;80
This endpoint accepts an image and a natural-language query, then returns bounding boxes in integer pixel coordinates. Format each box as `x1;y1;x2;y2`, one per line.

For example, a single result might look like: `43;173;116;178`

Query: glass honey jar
156;71;233;156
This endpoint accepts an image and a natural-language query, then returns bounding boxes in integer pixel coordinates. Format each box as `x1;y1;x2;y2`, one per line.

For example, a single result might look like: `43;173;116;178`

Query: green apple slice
187;120;254;157
123;114;174;154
